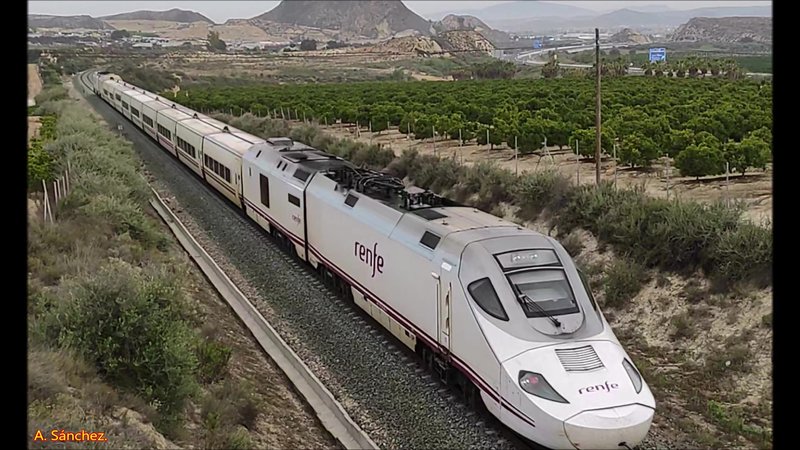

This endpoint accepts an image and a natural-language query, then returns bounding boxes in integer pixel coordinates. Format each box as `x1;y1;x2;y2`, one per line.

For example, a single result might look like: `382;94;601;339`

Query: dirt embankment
28;64;43;106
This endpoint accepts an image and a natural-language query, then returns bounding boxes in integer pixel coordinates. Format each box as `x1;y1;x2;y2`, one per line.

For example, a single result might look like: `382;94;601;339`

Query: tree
413;114;436;140
542;54;560;79
300;39;318;51
569;127;614;158
207;31;226;52
476;125;502;149
675;144;725;180
667;129;694;158
726;136;770;176
371;114;389;134
110;29;131;40
748;127;772;153
619;132;659;168
326;40;347;49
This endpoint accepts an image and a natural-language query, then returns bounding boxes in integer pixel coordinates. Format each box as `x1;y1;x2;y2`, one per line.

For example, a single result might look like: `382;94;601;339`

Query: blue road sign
533;39;543;49
649;47;666;62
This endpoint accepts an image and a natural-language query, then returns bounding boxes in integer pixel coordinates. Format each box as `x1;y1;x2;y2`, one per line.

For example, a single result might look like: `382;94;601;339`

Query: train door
434;260;456;354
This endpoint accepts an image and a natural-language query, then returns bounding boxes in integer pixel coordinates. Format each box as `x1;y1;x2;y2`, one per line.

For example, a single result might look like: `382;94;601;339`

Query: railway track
76;71;536;450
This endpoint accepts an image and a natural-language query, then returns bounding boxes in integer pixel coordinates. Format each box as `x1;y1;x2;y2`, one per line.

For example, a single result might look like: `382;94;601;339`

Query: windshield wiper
516;291;562;329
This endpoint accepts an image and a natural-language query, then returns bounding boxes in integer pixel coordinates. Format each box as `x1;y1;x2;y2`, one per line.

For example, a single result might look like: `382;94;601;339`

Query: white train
91;71;656;450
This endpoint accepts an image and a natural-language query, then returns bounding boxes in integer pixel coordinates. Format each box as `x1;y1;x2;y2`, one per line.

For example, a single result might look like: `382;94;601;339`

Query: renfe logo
355;241;384;278
578;381;620;395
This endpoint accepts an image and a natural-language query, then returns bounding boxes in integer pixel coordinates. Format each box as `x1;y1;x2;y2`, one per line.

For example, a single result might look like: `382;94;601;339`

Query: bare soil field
28;117;41;143
28;63;43;106
318;123;772;224
146;52;428;82
105;20;274;42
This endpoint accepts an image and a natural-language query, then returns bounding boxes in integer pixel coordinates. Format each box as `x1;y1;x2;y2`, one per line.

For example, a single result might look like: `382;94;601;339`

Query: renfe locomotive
91;71;656;450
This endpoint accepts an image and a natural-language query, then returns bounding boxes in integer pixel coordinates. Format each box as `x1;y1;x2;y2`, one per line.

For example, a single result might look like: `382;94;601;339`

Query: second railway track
76;72;534;450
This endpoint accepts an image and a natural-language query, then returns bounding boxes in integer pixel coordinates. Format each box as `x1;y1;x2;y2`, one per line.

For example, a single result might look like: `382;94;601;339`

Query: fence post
433;125;436;156
666;153;671;200
725;162;730;205
41;180;48;223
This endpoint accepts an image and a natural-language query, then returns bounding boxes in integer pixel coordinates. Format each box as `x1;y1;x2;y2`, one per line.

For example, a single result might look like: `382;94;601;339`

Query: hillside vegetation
167;77;772;178
27;86;334;449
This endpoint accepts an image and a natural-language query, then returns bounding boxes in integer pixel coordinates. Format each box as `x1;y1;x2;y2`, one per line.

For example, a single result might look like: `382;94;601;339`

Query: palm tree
709;60;720;77
643;61;653;76
674;60;686;78
687;57;699;77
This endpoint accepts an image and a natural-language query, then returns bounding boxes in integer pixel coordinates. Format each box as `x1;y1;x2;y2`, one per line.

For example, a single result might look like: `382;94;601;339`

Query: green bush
196;339;232;384
28;140;55;189
34;86;68;104
56;262;199;420
513;169;571;221
709;222;772;286
603;258;648;308
201;380;260;437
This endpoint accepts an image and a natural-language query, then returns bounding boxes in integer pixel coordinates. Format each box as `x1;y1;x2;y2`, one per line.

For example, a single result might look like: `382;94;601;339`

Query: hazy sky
28;1;771;23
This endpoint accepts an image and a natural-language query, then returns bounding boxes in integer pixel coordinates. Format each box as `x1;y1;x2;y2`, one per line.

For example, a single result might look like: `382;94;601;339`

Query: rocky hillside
362;36;443;55
433;14;509;46
609;27;652;44
100;8;214;24
252;0;432;39
28;14;114;30
434;14;491;32
436;30;495;54
670;17;772;44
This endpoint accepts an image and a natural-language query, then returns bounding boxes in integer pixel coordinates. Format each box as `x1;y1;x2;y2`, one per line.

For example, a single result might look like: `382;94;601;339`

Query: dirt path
317;122;772;224
28;64;43;106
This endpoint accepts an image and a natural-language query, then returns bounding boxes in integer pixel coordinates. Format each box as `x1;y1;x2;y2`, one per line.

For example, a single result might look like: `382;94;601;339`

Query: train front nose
563;404;654;449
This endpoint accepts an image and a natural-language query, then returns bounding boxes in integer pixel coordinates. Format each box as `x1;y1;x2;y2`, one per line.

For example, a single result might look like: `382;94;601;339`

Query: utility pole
595;27;602;185
515;135;519;176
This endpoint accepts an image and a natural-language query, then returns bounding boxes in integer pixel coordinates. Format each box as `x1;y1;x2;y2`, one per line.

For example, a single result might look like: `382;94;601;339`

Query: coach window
288;193;300;207
260;174;270;208
468;278;508;321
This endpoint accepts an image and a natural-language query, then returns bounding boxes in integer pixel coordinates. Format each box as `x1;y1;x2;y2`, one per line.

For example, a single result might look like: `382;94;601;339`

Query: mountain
432;14;510;46
100;8;214;24
28;14;114;30
490;5;772;32
252;0;432;39
670;17;772;44
592;6;772;28
434;14;492;33
609;28;651;44
429;1;594;22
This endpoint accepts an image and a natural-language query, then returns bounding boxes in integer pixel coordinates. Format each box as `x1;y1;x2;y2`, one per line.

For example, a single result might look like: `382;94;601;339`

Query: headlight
622;358;643;393
518;371;569;403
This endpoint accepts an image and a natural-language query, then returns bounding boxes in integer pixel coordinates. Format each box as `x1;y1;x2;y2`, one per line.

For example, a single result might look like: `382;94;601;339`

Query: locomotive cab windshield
461;236;604;342
497;249;584;336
